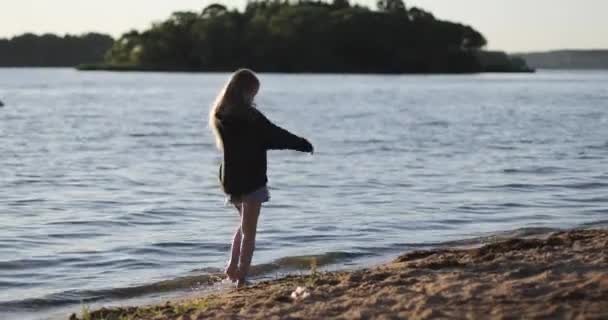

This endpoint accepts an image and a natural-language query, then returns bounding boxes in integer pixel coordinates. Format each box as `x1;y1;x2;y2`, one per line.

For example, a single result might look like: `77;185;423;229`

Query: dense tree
202;4;229;18
0;33;113;67
96;1;493;73
331;0;350;10
377;0;407;14
77;1;527;73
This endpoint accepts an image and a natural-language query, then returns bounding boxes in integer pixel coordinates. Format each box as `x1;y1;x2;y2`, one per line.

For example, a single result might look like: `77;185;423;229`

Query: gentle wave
0;220;608;312
0;274;220;311
7;220;608;311
5;224;604;312
0;250;369;311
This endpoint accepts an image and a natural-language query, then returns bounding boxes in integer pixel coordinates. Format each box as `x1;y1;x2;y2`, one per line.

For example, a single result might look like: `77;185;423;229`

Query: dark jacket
216;108;313;197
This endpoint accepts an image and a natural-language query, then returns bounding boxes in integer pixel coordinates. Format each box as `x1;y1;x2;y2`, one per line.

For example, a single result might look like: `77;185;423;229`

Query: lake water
1;69;607;319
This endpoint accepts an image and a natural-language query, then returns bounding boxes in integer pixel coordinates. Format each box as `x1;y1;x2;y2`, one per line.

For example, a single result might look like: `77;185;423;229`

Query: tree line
98;0;492;73
0;1;531;73
0;33;113;67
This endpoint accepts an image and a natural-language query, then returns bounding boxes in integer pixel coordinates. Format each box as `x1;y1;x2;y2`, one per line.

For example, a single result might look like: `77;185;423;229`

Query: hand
302;139;314;154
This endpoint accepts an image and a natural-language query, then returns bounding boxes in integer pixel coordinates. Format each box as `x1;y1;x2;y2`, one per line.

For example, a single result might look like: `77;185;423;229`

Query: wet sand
72;229;608;319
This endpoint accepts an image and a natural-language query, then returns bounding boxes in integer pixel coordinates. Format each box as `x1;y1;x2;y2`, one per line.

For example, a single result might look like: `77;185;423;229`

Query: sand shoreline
71;228;608;319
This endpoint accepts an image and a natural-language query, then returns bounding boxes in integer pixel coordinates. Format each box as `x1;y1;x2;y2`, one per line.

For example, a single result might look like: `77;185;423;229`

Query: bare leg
237;201;261;287
225;204;242;281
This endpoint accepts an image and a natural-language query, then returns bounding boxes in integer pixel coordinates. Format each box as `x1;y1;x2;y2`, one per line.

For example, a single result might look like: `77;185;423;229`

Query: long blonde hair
209;69;260;150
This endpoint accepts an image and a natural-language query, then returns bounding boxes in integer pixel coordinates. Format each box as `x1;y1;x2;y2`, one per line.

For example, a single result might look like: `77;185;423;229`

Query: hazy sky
1;0;607;52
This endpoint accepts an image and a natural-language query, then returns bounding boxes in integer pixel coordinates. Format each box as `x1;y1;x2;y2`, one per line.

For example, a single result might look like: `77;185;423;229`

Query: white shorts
225;186;270;205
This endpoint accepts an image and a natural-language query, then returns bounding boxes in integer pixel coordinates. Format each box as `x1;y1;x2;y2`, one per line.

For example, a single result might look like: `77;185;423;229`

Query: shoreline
75;64;535;74
71;228;608;319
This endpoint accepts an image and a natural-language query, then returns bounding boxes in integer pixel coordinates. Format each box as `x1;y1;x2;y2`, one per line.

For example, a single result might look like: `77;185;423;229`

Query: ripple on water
0;279;44;288
46;232;107;239
7;198;46;206
128;132;172;138
45;220;130;228
3;70;608;317
560;196;608;203
0;258;64;271
502;166;563;174
563;182;608;190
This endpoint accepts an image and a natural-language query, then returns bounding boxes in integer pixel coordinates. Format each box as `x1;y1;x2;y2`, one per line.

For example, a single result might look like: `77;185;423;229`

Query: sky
1;0;607;52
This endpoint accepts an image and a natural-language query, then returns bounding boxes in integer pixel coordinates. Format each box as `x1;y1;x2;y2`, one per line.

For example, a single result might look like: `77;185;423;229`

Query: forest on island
0;0;531;73
97;0;494;73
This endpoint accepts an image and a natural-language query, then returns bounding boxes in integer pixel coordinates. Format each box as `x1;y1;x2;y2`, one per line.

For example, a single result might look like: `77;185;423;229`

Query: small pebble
291;286;311;300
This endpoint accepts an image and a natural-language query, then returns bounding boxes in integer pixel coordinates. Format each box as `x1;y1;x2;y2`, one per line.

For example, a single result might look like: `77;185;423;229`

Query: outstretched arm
257;112;313;153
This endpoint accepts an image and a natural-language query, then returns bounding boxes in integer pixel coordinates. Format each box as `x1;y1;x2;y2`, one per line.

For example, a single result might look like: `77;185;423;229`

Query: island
77;0;532;74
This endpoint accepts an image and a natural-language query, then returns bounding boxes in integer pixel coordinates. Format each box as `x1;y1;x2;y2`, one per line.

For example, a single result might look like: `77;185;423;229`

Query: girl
209;69;314;287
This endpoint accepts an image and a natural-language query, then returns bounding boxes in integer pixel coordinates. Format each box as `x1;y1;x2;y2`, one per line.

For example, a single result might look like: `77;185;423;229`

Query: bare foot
224;264;239;281
236;278;250;288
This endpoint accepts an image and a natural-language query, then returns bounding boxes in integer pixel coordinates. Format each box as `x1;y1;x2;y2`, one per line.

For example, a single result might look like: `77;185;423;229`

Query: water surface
1;69;607;318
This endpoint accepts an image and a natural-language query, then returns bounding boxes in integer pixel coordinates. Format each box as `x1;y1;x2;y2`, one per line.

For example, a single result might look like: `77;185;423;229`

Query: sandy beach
70;228;608;319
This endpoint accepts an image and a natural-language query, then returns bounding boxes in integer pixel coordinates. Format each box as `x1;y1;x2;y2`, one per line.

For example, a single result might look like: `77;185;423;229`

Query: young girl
209;69;313;287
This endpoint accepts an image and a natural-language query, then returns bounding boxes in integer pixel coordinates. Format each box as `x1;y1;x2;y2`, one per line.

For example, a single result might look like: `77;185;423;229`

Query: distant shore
71;228;607;319
75;63;535;74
